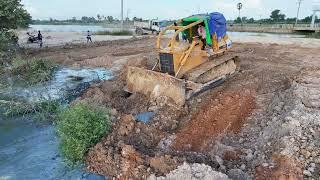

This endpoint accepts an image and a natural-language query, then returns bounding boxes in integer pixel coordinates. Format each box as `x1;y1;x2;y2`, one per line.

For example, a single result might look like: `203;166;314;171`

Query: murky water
29;25;114;33
0;67;112;180
28;25;133;33
0;67;112;103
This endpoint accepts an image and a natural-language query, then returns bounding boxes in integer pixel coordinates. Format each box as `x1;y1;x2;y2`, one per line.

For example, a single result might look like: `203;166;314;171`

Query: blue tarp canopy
208;12;227;40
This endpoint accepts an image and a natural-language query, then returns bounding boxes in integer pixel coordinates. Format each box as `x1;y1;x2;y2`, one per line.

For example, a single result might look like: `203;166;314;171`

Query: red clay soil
172;89;256;152
255;155;303;180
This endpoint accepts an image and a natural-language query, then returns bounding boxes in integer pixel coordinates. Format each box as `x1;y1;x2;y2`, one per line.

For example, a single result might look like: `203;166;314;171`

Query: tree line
32;14;146;25
233;9;319;24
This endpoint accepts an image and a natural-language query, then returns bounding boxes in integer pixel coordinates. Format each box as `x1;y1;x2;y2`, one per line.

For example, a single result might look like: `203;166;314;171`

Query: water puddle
0;67;112;180
1;67;112;103
135;112;155;123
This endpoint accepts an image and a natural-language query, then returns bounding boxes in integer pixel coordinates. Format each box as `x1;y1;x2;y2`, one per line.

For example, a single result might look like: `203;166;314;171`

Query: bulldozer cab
155;12;232;78
180;15;212;46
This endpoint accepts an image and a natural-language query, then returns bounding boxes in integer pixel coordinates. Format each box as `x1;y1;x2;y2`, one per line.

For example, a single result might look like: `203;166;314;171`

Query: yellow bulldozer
127;12;239;106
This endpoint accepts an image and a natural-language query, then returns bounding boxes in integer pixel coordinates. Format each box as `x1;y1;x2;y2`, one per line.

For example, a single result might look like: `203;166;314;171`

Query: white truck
134;20;163;35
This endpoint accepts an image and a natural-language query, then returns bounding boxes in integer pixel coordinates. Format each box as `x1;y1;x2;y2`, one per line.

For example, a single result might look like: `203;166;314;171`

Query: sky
21;0;320;20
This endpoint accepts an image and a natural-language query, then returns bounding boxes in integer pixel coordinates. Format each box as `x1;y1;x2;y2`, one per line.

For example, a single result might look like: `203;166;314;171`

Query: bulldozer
127;12;239;106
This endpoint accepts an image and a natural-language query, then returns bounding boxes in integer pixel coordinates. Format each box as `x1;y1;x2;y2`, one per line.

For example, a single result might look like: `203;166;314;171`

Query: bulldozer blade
127;66;186;106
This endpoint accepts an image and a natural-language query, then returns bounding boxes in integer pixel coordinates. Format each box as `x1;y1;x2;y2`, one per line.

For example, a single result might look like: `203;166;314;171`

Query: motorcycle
27;32;40;44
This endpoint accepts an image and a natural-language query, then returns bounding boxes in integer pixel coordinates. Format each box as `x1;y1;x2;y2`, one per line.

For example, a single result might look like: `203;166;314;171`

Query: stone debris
148;163;230;180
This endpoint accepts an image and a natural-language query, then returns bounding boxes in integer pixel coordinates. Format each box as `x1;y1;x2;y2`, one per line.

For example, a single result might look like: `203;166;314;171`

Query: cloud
244;0;262;9
25;6;39;17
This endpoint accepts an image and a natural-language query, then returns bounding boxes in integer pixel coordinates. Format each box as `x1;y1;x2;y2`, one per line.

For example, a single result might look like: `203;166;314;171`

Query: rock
227;169;250;180
310;163;316;167
148;106;159;111
215;156;224;166
303;170;312;177
307;167;315;173
245;150;254;162
110;108;118;116
149;155;178;174
148;163;230;180
197;99;202;103
240;164;246;170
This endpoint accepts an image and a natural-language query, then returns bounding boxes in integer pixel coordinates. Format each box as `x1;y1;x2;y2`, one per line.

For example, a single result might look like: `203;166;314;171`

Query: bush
9;58;57;85
94;30;133;36
56;103;111;165
307;32;320;39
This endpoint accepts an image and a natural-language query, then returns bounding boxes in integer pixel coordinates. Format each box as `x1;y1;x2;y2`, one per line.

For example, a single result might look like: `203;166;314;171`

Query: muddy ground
27;37;320;179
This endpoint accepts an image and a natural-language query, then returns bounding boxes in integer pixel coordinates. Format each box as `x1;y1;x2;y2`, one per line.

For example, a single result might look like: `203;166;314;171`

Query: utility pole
127;9;131;22
295;0;303;26
121;0;124;30
237;2;243;24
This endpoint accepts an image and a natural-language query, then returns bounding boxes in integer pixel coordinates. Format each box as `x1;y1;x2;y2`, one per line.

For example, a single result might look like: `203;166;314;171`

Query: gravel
148;163;230;180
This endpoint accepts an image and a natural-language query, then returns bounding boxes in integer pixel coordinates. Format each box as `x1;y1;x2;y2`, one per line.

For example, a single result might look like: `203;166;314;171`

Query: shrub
56;103;111;165
94;30;133;36
10;58;57;85
307;32;320;39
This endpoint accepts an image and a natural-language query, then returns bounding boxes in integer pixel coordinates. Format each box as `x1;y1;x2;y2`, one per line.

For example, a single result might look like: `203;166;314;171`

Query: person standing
87;30;92;43
174;22;179;41
197;25;206;50
37;31;43;48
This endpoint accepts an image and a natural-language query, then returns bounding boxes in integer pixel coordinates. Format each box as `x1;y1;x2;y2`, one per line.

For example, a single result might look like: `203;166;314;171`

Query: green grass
9;58;57;85
94;30;133;36
306;32;320;39
0;99;61;120
56;102;111;165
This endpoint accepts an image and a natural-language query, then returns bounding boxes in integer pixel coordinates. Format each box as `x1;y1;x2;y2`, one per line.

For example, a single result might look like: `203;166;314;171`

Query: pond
28;25;133;33
0;67;112;180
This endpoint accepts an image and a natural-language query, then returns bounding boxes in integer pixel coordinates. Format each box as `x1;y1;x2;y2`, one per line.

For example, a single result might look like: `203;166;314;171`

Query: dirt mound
255;155;303;180
85;115;180;179
172;89;256;152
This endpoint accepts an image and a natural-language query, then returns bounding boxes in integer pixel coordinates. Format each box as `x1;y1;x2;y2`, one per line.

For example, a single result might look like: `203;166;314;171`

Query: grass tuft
56;102;111;165
0;99;61;120
306;32;320;39
10;58;57;85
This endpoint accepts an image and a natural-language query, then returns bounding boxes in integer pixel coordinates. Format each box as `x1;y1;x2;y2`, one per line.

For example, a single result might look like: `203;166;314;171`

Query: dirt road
27;36;320;179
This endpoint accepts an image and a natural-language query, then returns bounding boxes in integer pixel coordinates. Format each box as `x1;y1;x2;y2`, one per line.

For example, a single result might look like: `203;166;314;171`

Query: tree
71;17;77;23
247;18;255;23
107;16;114;22
0;0;32;30
286;17;297;23
241;17;248;23
301;15;312;23
270;9;286;22
97;14;101;21
0;0;32;62
133;17;143;22
234;17;242;24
